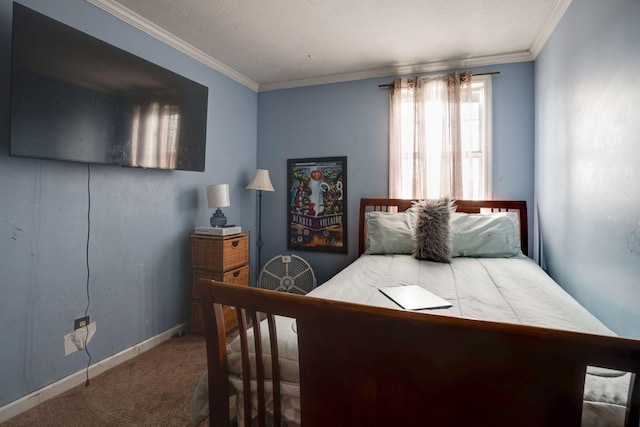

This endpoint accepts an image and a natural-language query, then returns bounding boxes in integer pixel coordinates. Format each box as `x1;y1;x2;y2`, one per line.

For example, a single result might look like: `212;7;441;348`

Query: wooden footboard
197;280;640;427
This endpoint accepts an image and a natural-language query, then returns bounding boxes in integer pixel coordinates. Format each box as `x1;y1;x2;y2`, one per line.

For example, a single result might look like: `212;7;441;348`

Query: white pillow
364;208;417;255
450;212;522;258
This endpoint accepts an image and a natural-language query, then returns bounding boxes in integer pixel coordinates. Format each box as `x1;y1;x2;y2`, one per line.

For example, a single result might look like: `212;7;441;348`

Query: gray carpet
4;334;215;426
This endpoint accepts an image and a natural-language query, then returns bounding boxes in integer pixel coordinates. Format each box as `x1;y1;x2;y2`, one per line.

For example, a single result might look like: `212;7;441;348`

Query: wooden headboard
358;198;528;256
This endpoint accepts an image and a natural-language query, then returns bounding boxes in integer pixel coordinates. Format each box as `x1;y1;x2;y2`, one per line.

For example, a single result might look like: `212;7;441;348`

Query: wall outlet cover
64;322;96;356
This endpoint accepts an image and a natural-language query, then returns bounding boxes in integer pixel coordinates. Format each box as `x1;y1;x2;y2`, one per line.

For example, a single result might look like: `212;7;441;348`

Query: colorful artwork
287;157;347;253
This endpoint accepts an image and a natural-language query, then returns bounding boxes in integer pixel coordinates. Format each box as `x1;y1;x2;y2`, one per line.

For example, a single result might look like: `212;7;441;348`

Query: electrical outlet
64;321;96;355
74;316;90;330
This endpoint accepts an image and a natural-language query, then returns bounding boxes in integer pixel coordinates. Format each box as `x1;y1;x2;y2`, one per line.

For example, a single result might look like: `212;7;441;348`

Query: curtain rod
377;71;500;88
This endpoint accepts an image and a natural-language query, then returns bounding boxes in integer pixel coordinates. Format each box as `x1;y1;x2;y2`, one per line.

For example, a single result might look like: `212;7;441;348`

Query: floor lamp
246;169;275;281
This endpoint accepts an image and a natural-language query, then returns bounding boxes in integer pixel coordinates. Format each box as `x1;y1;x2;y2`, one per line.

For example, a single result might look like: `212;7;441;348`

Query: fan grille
259;254;316;294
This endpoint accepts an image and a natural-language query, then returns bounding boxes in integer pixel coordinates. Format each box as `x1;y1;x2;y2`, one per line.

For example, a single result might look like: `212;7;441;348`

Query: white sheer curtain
389;71;472;199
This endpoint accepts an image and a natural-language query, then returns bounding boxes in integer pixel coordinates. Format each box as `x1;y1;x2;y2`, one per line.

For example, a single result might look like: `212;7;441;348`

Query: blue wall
535;0;640;338
0;0;257;407
258;62;535;284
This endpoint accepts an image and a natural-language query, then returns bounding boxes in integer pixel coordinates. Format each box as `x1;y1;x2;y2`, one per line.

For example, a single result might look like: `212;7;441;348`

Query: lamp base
210;209;227;227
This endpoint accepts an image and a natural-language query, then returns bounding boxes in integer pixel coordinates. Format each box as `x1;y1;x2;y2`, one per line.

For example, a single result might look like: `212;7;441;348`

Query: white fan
258;254;316;294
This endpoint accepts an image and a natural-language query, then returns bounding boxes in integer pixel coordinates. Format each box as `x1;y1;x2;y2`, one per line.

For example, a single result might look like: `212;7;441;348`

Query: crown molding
85;0;559;93
85;0;259;92
530;0;572;58
258;51;533;92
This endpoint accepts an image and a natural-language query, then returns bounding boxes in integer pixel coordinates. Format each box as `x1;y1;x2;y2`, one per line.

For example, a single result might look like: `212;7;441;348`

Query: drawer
192;265;249;295
191;301;238;334
191;234;249;271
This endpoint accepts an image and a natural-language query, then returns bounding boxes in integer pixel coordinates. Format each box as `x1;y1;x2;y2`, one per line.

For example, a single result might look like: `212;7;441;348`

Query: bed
192;198;640;427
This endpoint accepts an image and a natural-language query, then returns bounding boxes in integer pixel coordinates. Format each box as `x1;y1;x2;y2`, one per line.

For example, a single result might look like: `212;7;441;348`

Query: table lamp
207;184;230;227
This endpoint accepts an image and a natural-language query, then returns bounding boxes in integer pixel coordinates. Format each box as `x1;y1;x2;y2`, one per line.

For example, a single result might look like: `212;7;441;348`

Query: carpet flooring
4;334;212;427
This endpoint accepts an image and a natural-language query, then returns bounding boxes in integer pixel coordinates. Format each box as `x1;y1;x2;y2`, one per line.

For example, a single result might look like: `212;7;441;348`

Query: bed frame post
198;290;231;426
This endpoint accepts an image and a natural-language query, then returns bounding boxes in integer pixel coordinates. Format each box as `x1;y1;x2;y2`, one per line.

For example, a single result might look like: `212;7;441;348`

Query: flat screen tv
10;3;208;172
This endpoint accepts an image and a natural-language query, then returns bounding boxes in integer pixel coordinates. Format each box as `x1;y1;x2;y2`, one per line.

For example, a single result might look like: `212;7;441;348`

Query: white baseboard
0;322;189;424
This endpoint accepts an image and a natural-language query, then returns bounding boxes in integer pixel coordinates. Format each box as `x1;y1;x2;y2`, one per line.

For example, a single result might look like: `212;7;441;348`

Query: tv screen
10;3;208;172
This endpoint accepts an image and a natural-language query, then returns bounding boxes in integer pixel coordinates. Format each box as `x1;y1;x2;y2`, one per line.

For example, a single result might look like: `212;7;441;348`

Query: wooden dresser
190;232;249;334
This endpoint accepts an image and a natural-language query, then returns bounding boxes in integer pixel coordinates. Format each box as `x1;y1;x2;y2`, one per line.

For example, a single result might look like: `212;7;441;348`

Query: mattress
191;254;631;426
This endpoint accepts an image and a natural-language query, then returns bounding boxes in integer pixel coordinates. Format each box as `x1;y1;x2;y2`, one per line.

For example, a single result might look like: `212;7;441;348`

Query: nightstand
190;232;249;334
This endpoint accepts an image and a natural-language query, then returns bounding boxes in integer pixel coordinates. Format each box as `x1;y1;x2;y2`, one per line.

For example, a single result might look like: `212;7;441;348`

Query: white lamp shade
207;184;230;208
246;169;275;191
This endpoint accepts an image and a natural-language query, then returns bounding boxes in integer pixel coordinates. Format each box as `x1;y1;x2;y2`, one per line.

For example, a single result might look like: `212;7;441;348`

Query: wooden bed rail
197;279;640;427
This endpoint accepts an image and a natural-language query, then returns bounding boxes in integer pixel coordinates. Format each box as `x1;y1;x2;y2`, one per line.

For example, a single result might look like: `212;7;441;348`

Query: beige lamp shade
207;184;230;208
246;169;275;192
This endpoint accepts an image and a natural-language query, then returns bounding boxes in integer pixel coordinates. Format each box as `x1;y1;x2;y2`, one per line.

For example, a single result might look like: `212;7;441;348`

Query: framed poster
287;157;347;253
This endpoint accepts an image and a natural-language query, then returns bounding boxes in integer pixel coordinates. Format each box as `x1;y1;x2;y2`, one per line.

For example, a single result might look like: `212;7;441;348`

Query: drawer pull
232;241;239;248
233;271;240;278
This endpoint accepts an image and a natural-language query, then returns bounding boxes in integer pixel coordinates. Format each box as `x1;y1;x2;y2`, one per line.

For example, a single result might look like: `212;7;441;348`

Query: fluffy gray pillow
413;198;454;263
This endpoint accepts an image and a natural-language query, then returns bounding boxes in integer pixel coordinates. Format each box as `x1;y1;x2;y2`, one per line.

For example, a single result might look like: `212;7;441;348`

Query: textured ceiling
90;0;570;91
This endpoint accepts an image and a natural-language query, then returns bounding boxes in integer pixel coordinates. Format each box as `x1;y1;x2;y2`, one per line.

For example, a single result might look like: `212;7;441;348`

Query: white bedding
192;254;631;426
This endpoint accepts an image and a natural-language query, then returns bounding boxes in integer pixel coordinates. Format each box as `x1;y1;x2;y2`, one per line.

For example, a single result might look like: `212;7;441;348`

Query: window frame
468;74;492;200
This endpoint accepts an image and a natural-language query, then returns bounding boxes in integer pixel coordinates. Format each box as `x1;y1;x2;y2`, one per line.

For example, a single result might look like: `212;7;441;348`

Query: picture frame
287;156;347;253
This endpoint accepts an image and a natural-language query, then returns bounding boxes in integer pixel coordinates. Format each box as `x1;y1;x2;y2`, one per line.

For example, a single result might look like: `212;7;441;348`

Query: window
390;74;492;200
461;75;492;199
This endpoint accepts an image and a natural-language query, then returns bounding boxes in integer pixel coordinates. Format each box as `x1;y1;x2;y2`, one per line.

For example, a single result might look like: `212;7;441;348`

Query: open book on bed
379;285;452;310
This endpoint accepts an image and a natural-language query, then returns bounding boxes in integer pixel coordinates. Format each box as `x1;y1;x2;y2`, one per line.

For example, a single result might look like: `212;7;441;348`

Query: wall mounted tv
10;3;208;172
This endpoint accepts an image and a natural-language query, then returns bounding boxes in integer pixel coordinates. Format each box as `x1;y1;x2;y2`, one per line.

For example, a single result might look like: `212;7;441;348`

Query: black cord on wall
84;163;92;387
